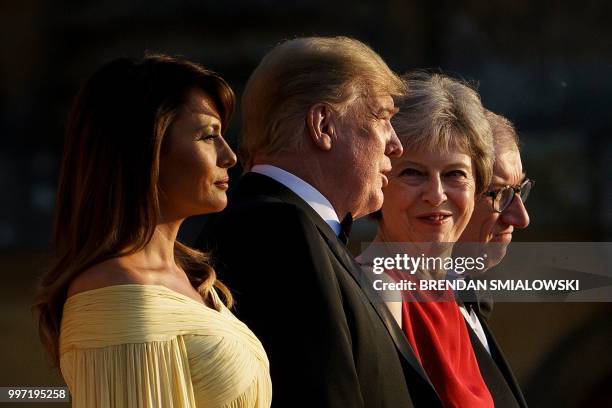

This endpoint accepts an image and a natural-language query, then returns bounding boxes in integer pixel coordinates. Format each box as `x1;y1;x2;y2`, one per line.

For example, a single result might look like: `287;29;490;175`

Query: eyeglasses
484;178;534;213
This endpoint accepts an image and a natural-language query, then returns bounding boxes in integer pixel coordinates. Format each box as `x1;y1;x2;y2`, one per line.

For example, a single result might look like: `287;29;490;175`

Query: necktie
338;212;353;245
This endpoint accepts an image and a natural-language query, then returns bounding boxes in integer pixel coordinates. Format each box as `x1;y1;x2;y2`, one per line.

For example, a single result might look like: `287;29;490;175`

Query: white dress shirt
447;270;491;354
459;304;491;354
250;164;341;236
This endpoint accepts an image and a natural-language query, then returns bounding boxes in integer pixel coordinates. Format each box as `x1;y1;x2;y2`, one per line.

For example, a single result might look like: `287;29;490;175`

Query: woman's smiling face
379;147;476;245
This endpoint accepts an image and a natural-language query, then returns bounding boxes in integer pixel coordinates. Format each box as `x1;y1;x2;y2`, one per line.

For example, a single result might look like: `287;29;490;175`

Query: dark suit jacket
464;300;529;408
196;172;441;407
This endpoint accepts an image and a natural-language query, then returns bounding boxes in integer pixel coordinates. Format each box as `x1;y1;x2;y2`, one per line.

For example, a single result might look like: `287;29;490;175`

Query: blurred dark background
0;1;611;407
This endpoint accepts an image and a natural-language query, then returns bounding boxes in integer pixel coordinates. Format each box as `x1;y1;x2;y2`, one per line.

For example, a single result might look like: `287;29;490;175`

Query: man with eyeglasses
455;110;532;407
459;111;532;268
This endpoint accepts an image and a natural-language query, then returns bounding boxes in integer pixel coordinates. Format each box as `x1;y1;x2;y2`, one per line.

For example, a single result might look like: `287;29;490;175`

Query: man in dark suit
197;37;441;407
458;110;532;407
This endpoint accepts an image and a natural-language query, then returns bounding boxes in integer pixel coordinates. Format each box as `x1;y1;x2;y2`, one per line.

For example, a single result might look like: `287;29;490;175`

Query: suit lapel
234;173;437;392
457;285;527;407
315;222;434;384
477;314;528;408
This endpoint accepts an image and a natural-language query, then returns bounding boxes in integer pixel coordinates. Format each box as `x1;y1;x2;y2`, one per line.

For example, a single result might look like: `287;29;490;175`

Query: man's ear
306;103;334;151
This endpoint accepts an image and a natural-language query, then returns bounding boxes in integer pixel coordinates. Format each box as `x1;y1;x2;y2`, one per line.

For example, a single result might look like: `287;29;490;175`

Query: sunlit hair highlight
240;36;406;168
392;71;494;194
485;109;520;153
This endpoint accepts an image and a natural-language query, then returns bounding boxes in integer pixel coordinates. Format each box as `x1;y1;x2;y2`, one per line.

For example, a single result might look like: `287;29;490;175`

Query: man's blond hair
240;36;405;168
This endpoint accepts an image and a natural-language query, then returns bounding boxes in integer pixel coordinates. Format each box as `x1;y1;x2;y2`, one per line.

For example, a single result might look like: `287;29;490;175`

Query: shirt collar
250;164;341;235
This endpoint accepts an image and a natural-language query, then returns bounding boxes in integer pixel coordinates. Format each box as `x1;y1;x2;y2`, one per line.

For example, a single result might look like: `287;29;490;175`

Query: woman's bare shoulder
66;259;147;298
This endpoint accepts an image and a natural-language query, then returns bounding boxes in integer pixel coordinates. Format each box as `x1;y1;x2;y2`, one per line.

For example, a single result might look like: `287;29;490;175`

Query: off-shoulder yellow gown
59;284;272;407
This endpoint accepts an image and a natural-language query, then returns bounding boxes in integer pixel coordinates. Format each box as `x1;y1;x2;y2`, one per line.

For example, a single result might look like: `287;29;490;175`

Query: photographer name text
373;279;580;292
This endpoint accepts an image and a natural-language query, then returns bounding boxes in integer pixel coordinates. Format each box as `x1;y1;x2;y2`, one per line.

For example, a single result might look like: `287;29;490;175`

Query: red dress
401;285;494;408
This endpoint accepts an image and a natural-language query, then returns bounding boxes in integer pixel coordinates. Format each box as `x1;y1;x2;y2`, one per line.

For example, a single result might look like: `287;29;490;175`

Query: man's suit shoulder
213;195;317;234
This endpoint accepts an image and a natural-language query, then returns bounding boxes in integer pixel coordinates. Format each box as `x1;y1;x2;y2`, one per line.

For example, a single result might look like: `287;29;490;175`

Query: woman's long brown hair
34;54;235;366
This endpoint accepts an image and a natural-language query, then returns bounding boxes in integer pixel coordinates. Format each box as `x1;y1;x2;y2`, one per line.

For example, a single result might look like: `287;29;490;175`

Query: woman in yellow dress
34;55;272;407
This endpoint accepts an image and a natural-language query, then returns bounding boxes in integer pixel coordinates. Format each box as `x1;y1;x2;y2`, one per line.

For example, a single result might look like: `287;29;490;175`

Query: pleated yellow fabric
59;284;271;407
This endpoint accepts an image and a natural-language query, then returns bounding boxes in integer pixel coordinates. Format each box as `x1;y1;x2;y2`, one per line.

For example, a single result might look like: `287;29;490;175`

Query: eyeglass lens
496;180;532;212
